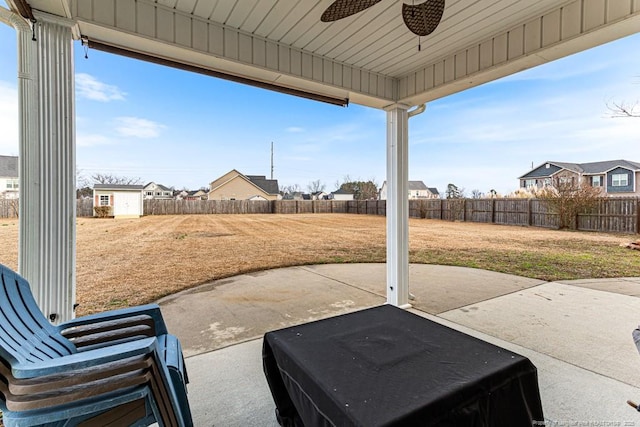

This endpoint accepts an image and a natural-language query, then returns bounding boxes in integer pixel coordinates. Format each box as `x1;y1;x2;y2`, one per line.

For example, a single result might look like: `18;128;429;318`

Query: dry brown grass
0;214;637;316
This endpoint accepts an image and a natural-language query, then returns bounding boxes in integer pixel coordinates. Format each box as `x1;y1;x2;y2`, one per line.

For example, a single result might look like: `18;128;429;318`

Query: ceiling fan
321;0;445;37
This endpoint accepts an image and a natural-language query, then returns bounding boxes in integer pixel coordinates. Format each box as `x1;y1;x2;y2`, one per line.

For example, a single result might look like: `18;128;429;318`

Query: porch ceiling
11;0;640;107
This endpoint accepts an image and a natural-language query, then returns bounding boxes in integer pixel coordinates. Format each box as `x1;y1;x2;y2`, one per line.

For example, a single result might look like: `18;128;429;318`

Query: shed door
113;192;140;216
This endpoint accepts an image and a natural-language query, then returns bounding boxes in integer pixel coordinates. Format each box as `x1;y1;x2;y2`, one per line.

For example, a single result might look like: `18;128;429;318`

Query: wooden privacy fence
142;199;387;216
2;197;637;234
140;198;639;234
409;197;639;233
144;199;273;215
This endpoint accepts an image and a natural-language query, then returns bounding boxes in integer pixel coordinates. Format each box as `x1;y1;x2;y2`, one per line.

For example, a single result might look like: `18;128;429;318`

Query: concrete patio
158;264;640;426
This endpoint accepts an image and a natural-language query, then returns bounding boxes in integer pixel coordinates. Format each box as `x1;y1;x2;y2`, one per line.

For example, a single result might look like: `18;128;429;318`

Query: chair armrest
59;304;169;336
12;337;158;379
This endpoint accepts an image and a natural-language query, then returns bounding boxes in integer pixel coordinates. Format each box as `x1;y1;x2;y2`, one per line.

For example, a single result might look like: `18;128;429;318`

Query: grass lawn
0;214;637;316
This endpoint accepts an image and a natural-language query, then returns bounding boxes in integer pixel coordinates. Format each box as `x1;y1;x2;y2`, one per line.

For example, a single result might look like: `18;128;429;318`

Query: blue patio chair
0;263;193;426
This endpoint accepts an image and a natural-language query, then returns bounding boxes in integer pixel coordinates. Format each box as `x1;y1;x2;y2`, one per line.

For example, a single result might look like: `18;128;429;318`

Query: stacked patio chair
0;263;193;426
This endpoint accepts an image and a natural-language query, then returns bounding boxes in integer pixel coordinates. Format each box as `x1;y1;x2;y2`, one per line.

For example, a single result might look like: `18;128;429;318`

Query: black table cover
263;304;544;427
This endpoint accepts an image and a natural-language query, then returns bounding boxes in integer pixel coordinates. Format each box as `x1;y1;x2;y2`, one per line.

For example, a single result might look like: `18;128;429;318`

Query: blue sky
0;17;638;196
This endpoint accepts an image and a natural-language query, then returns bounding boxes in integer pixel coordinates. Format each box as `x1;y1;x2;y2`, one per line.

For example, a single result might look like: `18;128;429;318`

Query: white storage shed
92;184;144;219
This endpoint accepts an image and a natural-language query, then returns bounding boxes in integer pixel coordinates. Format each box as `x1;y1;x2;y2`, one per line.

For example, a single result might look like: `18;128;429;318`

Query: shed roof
94;184;144;190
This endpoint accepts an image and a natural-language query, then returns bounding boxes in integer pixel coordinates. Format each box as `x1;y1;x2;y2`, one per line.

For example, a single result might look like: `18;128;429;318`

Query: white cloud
76;73;126;102
114;117;165;139
0;81;19;154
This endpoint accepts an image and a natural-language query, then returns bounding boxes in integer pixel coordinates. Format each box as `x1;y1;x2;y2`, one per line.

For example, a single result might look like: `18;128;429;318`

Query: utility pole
271;141;274;180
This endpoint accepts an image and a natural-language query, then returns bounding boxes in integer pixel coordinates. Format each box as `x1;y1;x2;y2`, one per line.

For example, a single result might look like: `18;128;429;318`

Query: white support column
384;104;410;308
16;12;77;323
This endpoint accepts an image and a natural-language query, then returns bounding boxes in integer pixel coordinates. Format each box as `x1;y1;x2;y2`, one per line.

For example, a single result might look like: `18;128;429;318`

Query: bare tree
607;75;639;118
471;189;484;199
445;183;465;199
91;173;143;185
537;176;601;230
607;100;639;118
307;180;326;194
0;192;19;218
76;169;90;188
76;169;93;198
280;184;301;199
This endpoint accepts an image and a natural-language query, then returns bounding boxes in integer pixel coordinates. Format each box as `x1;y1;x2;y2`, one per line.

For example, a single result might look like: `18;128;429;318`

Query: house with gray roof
329;188;354;201
379;180;439;200
208;170;281;201
0;155;19;199
143;182;173;199
519;160;640;196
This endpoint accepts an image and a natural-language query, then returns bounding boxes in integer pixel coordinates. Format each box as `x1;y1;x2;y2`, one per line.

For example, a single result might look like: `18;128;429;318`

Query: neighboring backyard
0;214;637;317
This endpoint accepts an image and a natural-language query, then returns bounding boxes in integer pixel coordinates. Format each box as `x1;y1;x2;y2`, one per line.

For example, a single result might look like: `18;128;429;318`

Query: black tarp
263;304;544;427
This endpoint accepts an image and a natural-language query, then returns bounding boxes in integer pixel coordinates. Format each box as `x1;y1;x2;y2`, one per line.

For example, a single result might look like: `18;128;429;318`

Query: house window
6;179;18;189
99;195;110;206
558;176;574;186
591;176;602;187
612;173;628;187
146;191;153;196
524;179;536;188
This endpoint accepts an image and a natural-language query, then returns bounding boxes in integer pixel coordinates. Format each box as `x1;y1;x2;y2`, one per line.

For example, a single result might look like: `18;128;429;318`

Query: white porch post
384;104;410;308
14;11;77;323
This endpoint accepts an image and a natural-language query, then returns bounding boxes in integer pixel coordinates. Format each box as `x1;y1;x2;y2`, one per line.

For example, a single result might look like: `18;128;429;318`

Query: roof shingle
0;155;18;178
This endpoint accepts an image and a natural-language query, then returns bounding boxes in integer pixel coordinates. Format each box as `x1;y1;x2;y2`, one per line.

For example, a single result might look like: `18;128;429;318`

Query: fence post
528;199;532;226
636;198;640;234
491;199;495;224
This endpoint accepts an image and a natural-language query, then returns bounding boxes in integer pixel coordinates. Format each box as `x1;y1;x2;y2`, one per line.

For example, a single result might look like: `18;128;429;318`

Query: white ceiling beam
72;0;395;106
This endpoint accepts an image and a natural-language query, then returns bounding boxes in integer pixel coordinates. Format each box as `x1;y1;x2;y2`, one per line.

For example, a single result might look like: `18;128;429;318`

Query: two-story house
0;155;19;199
519;160;640;196
143;182;173;199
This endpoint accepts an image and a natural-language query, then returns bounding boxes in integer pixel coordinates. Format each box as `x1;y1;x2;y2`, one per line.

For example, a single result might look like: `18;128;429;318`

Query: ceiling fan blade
402;0;445;36
321;0;383;22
